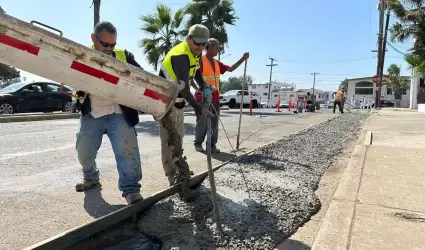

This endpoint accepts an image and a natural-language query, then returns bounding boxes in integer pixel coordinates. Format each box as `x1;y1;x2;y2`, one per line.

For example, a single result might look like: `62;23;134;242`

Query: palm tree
185;0;238;48
388;0;425;59
139;4;187;71
387;64;410;106
92;0;101;27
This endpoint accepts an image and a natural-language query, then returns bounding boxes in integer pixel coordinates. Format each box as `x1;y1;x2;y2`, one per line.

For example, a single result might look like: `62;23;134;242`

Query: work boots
75;179;99;192
124;193;143;205
194;144;205;152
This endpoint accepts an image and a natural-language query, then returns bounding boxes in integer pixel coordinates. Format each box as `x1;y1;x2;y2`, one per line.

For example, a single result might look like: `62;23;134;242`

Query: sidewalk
312;109;425;250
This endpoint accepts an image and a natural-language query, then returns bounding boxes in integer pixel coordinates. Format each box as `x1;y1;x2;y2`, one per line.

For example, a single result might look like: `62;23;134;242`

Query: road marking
0;144;75;161
0;128;73;137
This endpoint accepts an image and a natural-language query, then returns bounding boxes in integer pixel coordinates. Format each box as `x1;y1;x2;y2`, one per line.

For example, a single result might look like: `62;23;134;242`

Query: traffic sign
372;75;380;84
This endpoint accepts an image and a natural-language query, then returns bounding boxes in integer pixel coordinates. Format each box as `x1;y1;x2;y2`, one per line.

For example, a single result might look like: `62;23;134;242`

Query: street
0;109;335;249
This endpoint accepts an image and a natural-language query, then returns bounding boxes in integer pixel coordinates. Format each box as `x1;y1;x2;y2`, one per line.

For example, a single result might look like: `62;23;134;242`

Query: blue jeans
76;113;142;196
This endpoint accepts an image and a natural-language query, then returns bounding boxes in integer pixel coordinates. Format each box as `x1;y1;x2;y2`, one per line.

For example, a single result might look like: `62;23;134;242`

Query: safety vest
199;55;220;102
72;46;127;98
89;45;127;63
335;90;344;101
307;95;313;101
161;41;199;103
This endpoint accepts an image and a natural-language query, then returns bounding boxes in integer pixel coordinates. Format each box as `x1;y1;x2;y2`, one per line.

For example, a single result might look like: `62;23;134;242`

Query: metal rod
206;114;222;233
236;59;248;150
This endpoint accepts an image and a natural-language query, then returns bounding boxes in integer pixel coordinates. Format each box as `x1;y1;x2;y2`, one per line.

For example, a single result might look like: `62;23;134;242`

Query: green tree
221;75;252;93
388;0;425;74
185;0;238;48
140;3;187;71
0;63;20;87
387;64;410;100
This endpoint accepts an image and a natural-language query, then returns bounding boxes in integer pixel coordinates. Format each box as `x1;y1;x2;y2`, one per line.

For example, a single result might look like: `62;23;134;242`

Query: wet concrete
137;113;368;249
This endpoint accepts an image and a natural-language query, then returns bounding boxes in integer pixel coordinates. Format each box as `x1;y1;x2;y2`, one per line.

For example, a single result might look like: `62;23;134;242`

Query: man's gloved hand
203;84;212;100
201;107;214;117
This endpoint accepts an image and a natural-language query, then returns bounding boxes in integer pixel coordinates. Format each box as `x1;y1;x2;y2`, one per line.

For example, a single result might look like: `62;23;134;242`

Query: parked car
379;100;394;108
260;100;273;108
220;90;260;109
0;82;74;114
279;100;295;108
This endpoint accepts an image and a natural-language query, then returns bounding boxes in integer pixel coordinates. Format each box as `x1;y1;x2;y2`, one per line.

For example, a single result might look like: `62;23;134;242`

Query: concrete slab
350;204;425;250
358;146;425;212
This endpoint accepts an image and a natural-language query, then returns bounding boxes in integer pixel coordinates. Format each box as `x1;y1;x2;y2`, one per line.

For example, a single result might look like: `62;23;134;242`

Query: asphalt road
0;108;336;250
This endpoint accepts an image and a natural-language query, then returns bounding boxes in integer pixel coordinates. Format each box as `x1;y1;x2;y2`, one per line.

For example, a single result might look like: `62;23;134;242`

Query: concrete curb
0;113;80;123
0;107;225;123
311;131;370;249
363;131;373;145
25;114;338;250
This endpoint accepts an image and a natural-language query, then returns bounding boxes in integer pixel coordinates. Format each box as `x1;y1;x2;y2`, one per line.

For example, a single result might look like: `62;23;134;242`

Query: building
294;88;328;104
408;73;425;110
248;81;296;104
341;76;410;108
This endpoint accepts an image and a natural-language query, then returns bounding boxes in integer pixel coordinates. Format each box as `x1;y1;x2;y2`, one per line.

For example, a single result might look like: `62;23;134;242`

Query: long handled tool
236;59;248;150
203;84;223;234
206;114;223;234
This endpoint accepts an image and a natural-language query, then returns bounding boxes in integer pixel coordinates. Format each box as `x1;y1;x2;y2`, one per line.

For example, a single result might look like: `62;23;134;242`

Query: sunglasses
96;36;116;48
190;36;207;47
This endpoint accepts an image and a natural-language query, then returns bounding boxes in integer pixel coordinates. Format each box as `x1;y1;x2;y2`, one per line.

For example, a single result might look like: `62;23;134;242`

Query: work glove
203;84;213;100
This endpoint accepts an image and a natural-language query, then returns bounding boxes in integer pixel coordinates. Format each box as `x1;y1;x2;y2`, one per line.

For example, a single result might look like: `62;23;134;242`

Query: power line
275;57;375;64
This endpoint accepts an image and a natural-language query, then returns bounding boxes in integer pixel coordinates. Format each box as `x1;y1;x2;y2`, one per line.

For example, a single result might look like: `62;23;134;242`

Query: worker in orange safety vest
193;38;249;153
333;88;344;114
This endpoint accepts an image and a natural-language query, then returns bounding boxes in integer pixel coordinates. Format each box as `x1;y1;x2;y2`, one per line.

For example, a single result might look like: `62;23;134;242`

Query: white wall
345;79;410;108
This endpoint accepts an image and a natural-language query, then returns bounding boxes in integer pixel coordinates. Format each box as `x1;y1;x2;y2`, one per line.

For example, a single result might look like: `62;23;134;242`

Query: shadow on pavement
184;112;231;118
83;184;126;218
134;121;196;137
211;151;236;162
222;110;295;117
275;239;311;250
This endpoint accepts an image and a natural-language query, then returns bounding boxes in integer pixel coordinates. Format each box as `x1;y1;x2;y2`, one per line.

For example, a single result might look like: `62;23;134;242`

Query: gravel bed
138;113;368;250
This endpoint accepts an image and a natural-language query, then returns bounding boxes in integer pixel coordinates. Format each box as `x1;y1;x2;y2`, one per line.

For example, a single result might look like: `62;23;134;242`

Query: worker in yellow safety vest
193;38;249;153
333;88;344;114
159;24;214;186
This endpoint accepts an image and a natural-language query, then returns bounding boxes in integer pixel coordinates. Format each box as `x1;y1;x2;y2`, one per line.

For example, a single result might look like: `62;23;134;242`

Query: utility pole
266;57;278;103
92;0;101;27
375;0;387;108
311;72;320;97
377;3;391;107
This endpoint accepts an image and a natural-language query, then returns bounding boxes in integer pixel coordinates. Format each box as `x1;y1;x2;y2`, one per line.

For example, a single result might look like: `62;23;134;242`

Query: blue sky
2;0;413;91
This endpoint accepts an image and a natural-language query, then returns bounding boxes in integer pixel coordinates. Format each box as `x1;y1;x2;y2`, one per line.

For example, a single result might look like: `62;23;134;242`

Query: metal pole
375;0;386;108
206;115;222;233
377;3;390;108
311;72;319;97
236;59;248;150
266;57;277;103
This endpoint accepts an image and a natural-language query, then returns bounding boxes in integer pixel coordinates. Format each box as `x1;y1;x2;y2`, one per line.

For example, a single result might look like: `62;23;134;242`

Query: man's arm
227;52;249;72
170;54;204;114
191;80;199;91
194;69;207;91
124;50;143;68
